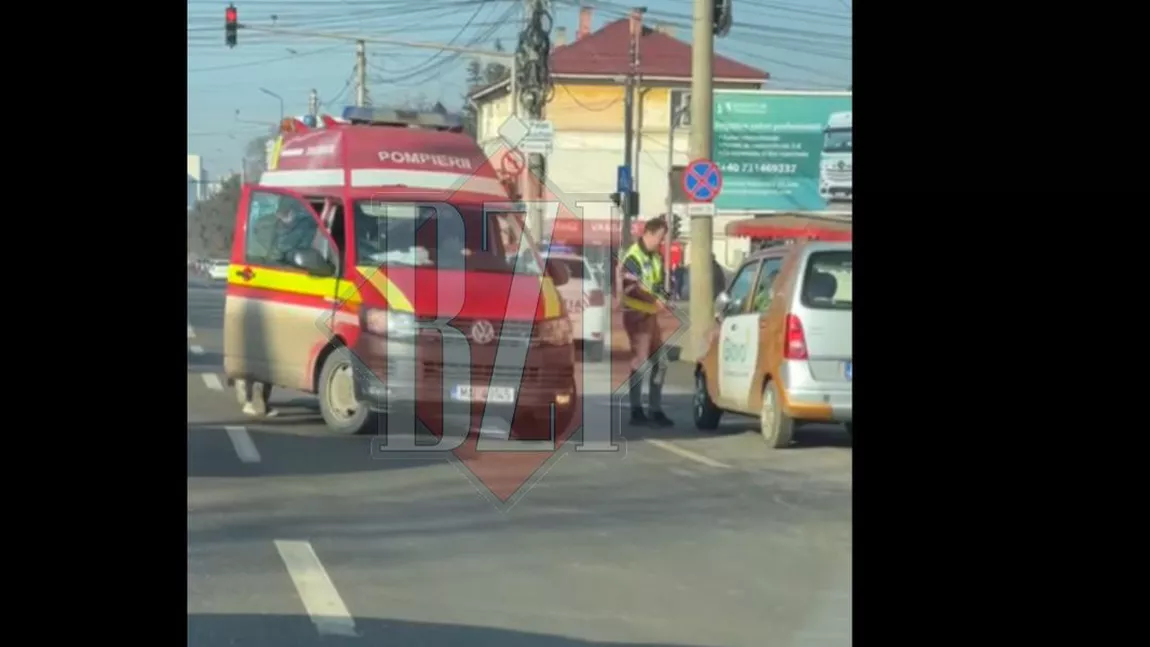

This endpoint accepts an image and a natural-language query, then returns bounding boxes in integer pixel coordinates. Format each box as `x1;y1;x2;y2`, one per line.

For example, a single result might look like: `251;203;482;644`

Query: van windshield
352;201;543;275
801;251;852;310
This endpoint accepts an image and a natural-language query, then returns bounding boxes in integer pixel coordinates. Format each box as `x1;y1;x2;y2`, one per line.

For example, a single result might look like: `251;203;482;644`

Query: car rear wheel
759;381;795;449
693;369;722;430
318;346;379;435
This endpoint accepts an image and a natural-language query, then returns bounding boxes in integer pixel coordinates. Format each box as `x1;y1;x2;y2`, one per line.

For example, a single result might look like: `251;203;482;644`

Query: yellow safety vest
621;242;663;314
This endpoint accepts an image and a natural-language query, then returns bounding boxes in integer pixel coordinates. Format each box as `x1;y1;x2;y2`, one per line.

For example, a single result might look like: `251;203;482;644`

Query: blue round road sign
682;158;723;203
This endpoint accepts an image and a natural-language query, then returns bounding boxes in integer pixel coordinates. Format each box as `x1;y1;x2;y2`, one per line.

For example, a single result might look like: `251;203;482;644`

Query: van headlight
361;308;417;339
538;317;572;346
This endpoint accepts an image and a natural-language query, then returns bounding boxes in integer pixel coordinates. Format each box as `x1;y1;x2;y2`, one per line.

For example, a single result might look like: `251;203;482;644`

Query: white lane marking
274;540;358;638
187;324;195;339
189;345;205;355
224;425;261;463
645;439;732;469
200;373;224;391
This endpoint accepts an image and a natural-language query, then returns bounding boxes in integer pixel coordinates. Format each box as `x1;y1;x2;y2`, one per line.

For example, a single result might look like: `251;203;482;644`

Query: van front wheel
318;346;379;435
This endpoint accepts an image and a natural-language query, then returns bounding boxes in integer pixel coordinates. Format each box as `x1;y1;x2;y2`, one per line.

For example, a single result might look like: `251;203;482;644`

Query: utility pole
620;7;645;249
664;103;686;294
517;0;554;237
308;89;319;118
687;0;715;360
355;40;368;107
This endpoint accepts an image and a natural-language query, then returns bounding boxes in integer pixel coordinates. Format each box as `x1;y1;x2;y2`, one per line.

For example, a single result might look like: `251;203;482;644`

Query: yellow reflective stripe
268;136;284;170
227;265;362;305
623;296;658;314
356;267;414;313
226;265;335;298
335;280;362;306
541;277;561;319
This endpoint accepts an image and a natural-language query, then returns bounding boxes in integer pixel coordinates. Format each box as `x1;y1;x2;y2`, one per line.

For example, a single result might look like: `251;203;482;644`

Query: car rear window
801;251;852;310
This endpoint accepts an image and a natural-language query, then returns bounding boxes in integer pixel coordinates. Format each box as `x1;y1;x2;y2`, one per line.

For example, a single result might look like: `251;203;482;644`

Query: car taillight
587;289;604;306
784;313;809;360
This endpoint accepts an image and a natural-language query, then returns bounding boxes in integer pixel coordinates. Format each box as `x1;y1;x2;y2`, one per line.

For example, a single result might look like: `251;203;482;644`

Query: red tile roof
550;19;767;80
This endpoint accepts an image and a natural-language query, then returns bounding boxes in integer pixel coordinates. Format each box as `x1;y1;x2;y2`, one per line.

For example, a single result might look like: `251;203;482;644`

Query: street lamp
260;87;285;124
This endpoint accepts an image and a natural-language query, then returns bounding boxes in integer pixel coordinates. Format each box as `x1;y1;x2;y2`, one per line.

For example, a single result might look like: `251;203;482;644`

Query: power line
367;1;514;88
188;45;346;72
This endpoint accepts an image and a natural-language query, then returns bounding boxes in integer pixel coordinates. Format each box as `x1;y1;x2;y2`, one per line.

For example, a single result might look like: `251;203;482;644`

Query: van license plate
845;361;852;381
451;385;516;403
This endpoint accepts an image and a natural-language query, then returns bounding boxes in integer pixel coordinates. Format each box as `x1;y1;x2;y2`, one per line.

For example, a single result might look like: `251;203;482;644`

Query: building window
669;89;691;128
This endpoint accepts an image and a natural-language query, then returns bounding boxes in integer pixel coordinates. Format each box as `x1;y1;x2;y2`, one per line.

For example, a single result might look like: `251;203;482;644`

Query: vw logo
470;319;496;344
837;160;846;170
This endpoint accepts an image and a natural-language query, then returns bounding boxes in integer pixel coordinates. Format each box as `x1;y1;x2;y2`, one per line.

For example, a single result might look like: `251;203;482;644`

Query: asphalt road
187;275;853;647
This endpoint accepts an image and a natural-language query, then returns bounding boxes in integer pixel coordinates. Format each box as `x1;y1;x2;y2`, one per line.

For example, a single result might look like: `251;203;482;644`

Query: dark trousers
623;311;665;413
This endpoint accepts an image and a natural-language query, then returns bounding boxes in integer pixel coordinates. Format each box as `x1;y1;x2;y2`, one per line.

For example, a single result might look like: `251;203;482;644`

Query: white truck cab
819;111;852;203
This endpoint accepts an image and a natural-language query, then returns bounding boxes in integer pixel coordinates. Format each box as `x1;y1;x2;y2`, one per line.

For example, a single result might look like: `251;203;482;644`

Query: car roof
744;240;851;263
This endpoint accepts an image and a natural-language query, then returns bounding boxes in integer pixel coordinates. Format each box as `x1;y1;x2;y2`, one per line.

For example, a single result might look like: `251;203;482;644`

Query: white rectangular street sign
687;202;716;218
518;119;555;155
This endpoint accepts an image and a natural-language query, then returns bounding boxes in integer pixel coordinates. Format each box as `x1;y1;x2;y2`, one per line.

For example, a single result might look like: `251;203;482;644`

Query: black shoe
648;412;674;427
629;409;649;425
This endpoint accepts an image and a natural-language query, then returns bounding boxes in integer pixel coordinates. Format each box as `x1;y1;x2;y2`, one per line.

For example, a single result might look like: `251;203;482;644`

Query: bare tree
187;174;242;259
243;134;273;184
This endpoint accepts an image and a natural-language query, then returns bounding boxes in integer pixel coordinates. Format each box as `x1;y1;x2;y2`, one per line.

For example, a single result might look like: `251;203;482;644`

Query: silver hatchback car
694;241;852;447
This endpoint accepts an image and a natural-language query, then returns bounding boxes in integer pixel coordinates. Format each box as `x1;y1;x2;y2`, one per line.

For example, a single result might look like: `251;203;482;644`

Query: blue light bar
341;106;463;131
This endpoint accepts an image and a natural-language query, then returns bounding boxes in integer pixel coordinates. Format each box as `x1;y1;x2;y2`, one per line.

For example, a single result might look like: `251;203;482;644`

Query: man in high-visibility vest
616;217;674;427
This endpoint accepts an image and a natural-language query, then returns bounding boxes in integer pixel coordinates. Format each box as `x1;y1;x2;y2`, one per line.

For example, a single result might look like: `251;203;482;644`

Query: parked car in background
543;251;607;362
206;259;230;281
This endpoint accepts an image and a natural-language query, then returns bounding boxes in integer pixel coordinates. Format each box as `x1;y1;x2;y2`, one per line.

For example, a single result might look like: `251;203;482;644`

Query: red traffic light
225;4;238;47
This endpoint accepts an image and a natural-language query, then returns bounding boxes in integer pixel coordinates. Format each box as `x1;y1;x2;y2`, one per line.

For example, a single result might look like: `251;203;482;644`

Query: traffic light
609;191;639;216
671;214;681;240
713;0;732;37
225;4;238;48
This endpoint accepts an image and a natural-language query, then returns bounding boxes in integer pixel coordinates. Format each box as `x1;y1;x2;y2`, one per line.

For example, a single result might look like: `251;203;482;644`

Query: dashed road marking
200;373;224;391
189;345;205;355
187;324;195;339
645;438;732;469
274;540;358;638
224;425;261;463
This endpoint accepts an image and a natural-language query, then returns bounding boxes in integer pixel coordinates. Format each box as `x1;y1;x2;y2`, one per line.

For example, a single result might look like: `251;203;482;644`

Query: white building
187;154;210;210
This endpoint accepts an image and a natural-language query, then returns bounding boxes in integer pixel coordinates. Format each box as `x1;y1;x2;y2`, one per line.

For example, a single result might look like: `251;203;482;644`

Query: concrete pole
355;40;367;107
687;0;715;360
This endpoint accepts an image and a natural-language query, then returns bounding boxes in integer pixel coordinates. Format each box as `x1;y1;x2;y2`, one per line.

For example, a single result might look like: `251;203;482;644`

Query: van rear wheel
318;346;379;435
760;381;795;449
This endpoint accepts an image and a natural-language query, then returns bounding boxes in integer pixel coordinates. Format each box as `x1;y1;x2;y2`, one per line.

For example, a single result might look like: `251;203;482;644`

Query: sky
187;0;852;177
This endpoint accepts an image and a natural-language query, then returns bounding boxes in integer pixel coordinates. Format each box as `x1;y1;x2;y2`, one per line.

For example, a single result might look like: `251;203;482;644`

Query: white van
819;111;852;203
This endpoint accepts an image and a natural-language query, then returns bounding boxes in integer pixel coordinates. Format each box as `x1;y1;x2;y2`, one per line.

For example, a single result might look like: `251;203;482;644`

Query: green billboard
713;90;852;213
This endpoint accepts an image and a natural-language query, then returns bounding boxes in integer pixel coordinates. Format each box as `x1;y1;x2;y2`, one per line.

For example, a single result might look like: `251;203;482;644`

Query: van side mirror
545;258;570;286
291;249;334;277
